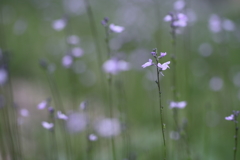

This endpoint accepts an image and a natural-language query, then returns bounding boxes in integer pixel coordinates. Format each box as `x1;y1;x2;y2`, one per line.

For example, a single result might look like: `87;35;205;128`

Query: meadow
0;0;240;160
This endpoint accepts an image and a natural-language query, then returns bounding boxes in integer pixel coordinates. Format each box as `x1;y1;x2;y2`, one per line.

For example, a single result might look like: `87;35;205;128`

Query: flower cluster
142;49;170;76
164;12;188;28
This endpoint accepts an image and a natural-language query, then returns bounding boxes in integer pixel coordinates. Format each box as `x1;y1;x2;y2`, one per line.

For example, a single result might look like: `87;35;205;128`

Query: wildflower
159;52;167;58
37;100;48;110
71;47;84;57
142;59;153;68
62;55;73;68
42;121;54;130
20;109;29;117
225;114;234;121
67;35;80;45
208;14;222;33
66;113;87;133
103;59;130;75
95;118;121;137
109;24;125;33
88;134;98;141
52;19;67;31
174;0;185;11
173;13;188;27
169;101;187;109
0;69;8;85
158;61;170;71
164;15;172;22
57;111;68;120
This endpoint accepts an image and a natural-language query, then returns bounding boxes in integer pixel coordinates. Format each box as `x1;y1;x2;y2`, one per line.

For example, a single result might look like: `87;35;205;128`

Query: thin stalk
155;58;167;160
104;23;117;160
234;121;238;160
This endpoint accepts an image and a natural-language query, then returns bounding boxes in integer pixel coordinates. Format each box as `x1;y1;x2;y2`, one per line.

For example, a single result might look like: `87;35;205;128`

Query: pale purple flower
169;101;187;109
57;111;68;120
159;52;167;58
62;55;73;68
66;113;87;133
164;15;172;22
225;114;234;121
88;134;98;141
67;35;80;45
208;14;222;33
37;100;48;110
42;121;54;130
173;13;188;27
142;59;153;68
95;118;121;137
0;69;8;85
109;24;125;33
20;109;29;117
174;0;185;11
103;59;130;75
71;47;84;57
222;19;235;31
158;61;170;70
52;19;66;31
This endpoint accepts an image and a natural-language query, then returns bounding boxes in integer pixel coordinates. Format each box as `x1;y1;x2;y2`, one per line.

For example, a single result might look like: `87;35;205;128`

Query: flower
95;118;121;137
62;55;73;68
37;100;48;110
164;15;172;22
88;134;98;141
158;61;170;70
52;19;67;31
42;121;54;130
109;24;125;33
142;59;154;68
57;111;68;120
225;114;234;121
173;13;188;27
103;59;130;75
169;101;187;109
159;52;167;58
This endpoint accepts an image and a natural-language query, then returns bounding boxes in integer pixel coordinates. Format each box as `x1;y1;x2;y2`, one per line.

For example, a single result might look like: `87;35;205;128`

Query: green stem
234;121;238;160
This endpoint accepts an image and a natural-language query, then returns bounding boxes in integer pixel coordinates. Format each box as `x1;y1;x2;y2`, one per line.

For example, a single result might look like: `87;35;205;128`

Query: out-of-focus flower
52;19;67;31
158;61;170;71
62;55;73;68
67;113;87;133
174;0;185;11
222;19;235;31
208;14;222;33
95;118;121;138
103;59;130;75
20;109;29;117
88;134;98;141
0;69;8;85
169;101;187;109
209;77;223;91
80;101;87;110
109;24;125;33
42;121;54;130
67;35;80;45
225;114;234;121
71;47;84;57
164;15;172;22
173;13;188;27
37;100;48;110
57;111;68;120
142;59;153;68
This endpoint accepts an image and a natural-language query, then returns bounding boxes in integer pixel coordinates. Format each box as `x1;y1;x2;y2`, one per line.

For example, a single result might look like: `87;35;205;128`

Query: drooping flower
57;111;68;120
225;114;234;121
142;59;153;68
42;121;54;130
109;24;125;33
169;101;187;109
158;61;170;70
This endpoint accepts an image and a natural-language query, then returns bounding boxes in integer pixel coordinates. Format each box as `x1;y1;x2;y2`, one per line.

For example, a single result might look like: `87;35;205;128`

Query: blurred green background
0;0;240;160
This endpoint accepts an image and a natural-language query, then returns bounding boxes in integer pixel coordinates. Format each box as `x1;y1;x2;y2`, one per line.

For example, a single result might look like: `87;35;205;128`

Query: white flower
169;101;187;109
42;121;54;130
57;111;68;120
109;24;125;33
142;59;153;68
158;61;170;70
225;114;234;121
